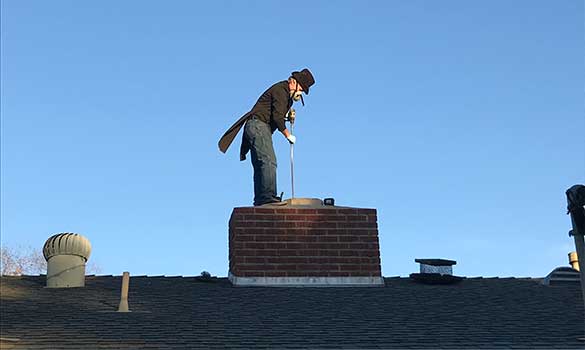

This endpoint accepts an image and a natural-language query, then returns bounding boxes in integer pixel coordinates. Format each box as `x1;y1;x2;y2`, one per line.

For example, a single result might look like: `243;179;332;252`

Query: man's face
288;79;304;94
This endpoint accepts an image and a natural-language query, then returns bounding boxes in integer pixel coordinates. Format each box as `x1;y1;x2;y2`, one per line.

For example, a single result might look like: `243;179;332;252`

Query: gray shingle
1;275;583;349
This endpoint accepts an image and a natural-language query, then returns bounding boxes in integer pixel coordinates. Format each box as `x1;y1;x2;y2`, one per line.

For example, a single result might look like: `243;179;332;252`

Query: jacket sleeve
271;87;290;132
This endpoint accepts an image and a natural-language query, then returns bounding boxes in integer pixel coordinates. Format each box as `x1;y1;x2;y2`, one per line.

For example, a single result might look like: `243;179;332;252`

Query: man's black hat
291;68;315;94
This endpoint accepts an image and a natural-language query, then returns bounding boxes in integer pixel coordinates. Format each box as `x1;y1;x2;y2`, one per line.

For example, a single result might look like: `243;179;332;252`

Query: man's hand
287;134;296;144
286;108;296;123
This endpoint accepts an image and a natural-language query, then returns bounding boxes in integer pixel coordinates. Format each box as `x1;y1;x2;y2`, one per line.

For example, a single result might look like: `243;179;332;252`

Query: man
219;68;315;206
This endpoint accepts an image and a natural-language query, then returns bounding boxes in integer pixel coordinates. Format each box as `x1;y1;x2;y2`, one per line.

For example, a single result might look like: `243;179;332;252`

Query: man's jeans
244;117;278;206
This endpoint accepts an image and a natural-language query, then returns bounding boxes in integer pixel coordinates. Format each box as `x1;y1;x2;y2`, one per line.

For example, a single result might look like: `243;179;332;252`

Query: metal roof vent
410;258;464;284
43;233;91;288
542;267;580;286
569;251;580;271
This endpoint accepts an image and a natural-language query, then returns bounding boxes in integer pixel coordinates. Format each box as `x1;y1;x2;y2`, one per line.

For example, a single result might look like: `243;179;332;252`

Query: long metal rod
570;212;585;340
290;121;295;199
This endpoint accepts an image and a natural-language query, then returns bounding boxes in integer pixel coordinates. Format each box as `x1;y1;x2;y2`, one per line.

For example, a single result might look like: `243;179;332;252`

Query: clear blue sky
1;1;583;278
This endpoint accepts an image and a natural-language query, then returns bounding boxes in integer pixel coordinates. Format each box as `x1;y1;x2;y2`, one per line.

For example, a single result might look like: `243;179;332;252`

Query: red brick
273;208;298;214
234;207;255;213
255;235;276;242
265;242;287;249
304;242;323;249
337;209;358;215
358;209;376;215
296;264;323;271
244;257;266;264
300;249;320;256
241;228;264;234
265;271;284;277
359;236;379;243
239;271;264;277
230;214;244;221
255;208;275;214
233;249;256;256
231;242;244;249
325;215;347;222
273;235;295;242
304;215;328;222
339;250;360;257
298;221;337;229
287;271;316;277
287;228;308;235
347;215;367;222
255;221;276;228
327;271;352;277
281;257;308;264
337;229;368;236
310;243;349;250
316;236;338;243
237;221;256;227
332;257;362;264
286;243;306;250
359;265;381;271
240;264;276;271
307;257;330;264
338;236;359;242
276;264;297;270
318;250;339;256
277;249;299;257
264;228;287;235
261;249;278;256
231;256;245;264
244;214;275;221
297;209;317;214
274;221;297;228
306;229;327;236
348;272;373;277
244;242;266;249
360;250;378;257
234;234;255;242
367;215;377;223
337;222;377;229
298;235;317;242
361;257;381;264
285;215;307;221
347;243;371;250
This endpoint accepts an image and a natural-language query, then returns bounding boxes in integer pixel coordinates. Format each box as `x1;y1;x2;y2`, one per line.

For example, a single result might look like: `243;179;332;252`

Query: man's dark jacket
218;81;292;161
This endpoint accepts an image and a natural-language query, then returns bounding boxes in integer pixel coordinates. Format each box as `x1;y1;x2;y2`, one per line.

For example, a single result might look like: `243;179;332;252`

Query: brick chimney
228;200;383;287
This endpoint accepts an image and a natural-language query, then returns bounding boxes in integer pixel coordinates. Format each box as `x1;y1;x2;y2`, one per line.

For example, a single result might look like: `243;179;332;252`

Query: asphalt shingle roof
1;275;584;349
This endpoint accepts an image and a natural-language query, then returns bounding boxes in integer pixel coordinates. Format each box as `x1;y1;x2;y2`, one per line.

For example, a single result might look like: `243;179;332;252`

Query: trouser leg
244;119;277;206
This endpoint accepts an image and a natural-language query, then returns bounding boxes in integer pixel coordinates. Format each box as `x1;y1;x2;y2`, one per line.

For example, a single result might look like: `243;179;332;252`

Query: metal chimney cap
43;233;92;261
415;258;457;266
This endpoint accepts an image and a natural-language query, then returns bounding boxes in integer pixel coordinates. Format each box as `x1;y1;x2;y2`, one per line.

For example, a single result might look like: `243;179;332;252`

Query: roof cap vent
542;267;580;286
43;233;91;288
415;258;456;275
410;258;463;285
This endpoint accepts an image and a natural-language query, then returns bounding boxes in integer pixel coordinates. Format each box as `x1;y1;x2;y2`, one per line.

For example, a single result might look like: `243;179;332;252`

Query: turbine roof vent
43;232;91;262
